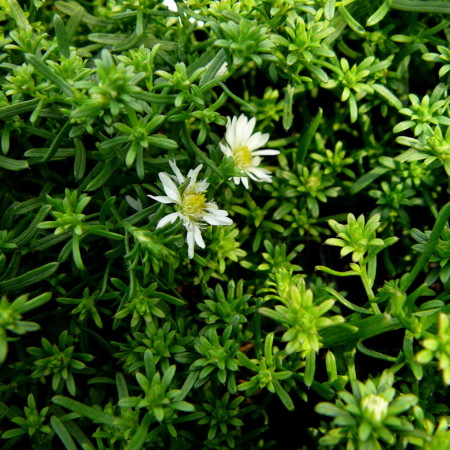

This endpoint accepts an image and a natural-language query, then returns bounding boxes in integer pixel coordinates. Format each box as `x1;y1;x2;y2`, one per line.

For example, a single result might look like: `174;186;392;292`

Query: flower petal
226;116;238;149
187;164;203;184
246;132;269;151
186;228;195;259
193;225;205;248
169;160;185;184
148;195;176;204
219;142;233;157
236;115;255;147
159;172;181;203
156;212;181;228
252;149;280;156
203;211;233;225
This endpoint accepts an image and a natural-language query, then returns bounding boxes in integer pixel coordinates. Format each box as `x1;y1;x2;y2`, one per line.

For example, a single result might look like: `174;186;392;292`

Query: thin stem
359;264;381;314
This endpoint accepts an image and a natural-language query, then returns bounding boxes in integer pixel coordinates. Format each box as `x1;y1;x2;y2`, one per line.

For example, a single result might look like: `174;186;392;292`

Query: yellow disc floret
233;146;253;169
181;192;207;218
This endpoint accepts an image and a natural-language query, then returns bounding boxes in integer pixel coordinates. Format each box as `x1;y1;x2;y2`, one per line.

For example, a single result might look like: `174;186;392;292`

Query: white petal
159;173;181;203
169;160;185;184
196;179;209;192
248;167;272;182
226;116;237;148
193;225;205;248
163;0;177;11
186;229;195;259
236;115;255;147
233;176;241;185
148;195;176;204
187;164;203;184
204;202;218;211
246;132;269;151
126;195;142;211
242;177;249;189
203;212;233;225
219;142;232;157
252;149;280;156
156;212;181;228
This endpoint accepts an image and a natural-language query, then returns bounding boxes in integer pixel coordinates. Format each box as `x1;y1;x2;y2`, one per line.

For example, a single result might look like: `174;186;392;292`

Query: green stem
401;202;450;294
346;350;357;384
359;264;381;314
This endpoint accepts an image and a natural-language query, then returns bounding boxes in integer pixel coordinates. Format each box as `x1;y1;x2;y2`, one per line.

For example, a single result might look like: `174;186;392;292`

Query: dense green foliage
0;0;449;448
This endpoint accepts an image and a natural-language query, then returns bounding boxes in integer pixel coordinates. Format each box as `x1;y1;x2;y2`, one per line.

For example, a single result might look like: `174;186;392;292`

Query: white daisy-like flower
219;114;280;188
149;161;232;259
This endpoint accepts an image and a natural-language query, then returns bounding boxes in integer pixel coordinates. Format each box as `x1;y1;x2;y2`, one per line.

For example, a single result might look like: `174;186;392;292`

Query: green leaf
350;167;389;194
315;402;343;417
43;120;72;162
51;416;77;450
25;55;73;98
324;0;336;20
391;0;450;14
84;160;122;191
272;378;294;411
296;108;322;166
339;5;366;35
112;32;141;52
0;262;59;294
52;396;116;426
367;0;393;26
55;1;112;27
199;49;227;87
372;83;402;110
324;287;372;314
304;351;316;387
12;205;52;247
125;413;153;450
0;155;29;171
53;14;70;58
7;0;29;29
73;138;86;181
282;84;295;131
0;99;40;120
18;292;52;314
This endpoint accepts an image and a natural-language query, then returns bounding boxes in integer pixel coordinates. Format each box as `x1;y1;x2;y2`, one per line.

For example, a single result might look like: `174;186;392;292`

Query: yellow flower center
181;192;206;217
233;145;253;169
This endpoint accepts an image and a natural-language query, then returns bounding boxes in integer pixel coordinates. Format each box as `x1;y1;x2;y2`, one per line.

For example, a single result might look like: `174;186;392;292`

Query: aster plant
1;0;450;448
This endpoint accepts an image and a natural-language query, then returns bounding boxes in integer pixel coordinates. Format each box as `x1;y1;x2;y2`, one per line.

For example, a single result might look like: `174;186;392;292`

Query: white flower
219;114;280;188
149;161;232;259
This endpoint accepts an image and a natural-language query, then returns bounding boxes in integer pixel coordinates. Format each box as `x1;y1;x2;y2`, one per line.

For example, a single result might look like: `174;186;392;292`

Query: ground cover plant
0;0;449;448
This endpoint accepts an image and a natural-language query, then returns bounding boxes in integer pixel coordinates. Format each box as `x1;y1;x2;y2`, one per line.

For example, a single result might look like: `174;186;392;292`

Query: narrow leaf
0;155;29;171
339;5;366;35
54;14;70;58
51;416;77;450
0;262;59;294
125;413;153;450
367;0;393;26
0;99;40;120
296;108;322;166
7;0;29;29
282;84;295;131
52;396;116;426
350;167;389;194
